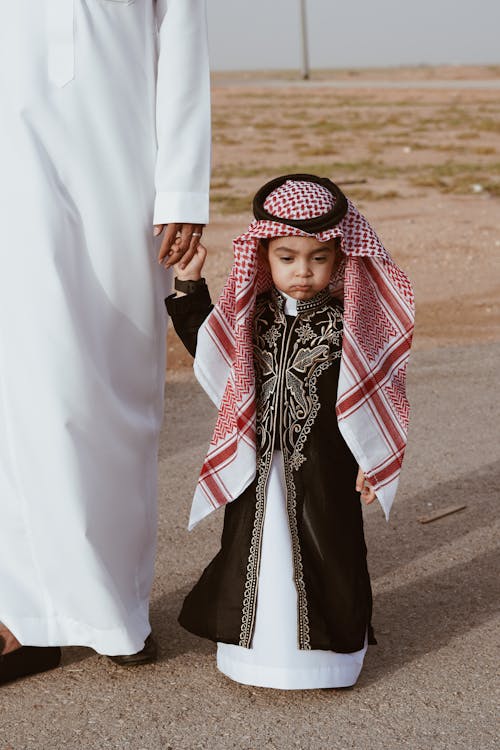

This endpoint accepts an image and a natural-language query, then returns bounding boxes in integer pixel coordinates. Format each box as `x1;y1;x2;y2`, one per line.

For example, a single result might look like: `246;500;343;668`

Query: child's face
264;236;339;300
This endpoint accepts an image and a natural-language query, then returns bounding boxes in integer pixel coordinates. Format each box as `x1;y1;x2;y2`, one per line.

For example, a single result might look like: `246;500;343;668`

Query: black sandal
0;636;61;686
108;634;157;667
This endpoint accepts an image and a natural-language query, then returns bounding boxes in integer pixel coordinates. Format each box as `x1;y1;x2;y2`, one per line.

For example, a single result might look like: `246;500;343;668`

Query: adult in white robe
0;0;210;659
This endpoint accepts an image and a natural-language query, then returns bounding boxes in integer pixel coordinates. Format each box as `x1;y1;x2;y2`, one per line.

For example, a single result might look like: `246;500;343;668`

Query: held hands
154;223;205;268
174;242;207;281
356;467;377;505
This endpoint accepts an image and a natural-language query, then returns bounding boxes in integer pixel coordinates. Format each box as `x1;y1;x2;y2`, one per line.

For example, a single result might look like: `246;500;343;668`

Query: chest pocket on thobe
47;0;137;88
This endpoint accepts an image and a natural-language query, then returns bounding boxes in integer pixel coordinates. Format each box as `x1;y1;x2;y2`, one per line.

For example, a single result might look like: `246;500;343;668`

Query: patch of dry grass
457;131;481;140
410;161;500;195
209;81;500;216
210;191;254;215
343;187;402;203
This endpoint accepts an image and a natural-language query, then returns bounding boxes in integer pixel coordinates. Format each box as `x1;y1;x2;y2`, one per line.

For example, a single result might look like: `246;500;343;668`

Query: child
166;174;414;690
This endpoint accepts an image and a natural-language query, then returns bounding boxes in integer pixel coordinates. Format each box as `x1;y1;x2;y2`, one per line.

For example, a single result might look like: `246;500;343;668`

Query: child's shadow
362;459;499;685
362;543;498;686
366;460;499;579
151;585;214;663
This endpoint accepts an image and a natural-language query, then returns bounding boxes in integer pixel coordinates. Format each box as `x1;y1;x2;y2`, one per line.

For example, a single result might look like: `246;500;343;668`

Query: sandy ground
2;342;498;750
1;67;499;749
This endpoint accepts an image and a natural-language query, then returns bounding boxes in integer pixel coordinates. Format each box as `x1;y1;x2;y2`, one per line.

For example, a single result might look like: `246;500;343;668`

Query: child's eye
313;256;327;262
279;256;293;263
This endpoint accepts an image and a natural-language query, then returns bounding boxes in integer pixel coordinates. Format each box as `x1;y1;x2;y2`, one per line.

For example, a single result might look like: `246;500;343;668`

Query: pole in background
299;0;310;80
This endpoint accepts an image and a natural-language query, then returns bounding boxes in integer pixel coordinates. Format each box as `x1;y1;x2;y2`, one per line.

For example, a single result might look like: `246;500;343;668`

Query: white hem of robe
0;606;150;658
216;450;368;690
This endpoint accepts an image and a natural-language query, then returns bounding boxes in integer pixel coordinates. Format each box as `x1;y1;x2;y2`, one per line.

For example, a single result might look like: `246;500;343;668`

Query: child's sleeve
165;282;213;357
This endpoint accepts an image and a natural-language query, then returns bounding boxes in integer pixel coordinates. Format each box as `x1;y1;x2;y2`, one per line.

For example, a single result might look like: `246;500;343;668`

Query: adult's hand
154;223;204;269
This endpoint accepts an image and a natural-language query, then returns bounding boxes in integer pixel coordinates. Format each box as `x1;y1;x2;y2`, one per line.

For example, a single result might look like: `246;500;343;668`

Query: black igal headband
252;173;348;233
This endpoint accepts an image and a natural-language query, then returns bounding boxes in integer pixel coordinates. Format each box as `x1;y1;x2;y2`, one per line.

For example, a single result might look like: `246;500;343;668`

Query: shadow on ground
363;544;498;685
365;459;500;578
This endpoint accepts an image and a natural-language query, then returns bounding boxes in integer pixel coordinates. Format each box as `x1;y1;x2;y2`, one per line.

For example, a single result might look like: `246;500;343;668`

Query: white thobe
0;0;210;655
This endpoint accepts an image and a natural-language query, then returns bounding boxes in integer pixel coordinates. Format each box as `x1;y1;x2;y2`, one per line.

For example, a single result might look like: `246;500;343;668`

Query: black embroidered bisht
166;283;376;654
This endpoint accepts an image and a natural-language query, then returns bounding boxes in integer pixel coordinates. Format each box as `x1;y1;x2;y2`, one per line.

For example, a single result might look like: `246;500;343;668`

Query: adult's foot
108;634;157;667
0;624;21;655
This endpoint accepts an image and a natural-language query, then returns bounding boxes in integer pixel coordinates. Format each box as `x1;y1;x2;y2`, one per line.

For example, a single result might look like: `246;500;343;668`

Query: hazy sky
207;0;500;71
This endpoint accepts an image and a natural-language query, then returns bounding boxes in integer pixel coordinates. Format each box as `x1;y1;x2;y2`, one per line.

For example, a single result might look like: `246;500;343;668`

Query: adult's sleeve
154;0;211;225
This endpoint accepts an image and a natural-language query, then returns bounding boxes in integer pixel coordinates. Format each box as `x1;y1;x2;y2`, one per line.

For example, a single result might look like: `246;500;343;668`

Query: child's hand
174;242;208;281
355;467;377;505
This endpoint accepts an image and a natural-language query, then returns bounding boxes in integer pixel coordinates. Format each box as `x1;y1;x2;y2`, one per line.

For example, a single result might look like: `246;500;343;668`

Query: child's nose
297;263;312;277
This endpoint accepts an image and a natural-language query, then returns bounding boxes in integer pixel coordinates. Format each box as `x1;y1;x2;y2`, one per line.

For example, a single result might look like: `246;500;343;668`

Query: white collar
279;290;298;317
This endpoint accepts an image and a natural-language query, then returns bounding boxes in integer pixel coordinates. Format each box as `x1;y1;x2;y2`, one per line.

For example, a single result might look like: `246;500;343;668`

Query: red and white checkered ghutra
190;178;414;528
